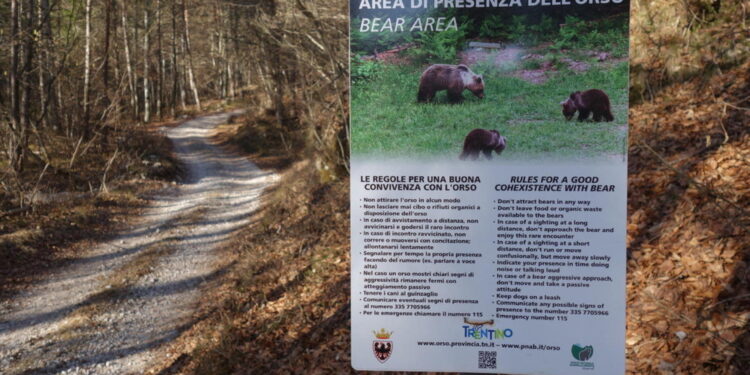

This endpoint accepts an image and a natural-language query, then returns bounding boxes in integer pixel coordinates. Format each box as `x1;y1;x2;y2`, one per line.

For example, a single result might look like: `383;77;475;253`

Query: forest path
0;111;276;374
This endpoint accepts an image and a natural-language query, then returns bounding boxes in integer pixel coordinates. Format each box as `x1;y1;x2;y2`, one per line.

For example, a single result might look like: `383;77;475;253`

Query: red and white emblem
372;340;393;363
372;329;393;363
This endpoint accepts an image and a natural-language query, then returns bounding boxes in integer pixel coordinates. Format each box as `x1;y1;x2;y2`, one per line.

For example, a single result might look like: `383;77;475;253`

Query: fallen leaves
627;58;750;374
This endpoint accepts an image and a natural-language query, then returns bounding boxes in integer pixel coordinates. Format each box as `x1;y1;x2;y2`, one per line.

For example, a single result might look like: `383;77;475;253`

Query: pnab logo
570;344;595;370
462;318;513;340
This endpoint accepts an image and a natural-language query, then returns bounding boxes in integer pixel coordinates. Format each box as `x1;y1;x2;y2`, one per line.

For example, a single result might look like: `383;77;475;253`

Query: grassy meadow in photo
350;10;630;159
351;59;629;159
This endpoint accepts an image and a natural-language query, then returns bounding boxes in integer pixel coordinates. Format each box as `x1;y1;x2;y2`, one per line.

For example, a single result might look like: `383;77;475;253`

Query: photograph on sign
350;1;629;374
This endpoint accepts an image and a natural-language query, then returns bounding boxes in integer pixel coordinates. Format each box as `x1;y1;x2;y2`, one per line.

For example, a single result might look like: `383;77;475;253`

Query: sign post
350;2;630;373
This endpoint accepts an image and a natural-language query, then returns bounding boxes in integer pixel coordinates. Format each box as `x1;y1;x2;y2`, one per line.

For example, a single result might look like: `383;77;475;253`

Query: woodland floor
0;61;746;375
0;112;276;374
162;61;749;374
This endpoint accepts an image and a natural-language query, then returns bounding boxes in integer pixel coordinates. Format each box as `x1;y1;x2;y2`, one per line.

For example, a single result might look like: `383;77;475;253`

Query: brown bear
560;89;614;122
459;129;506;160
418;64;484;103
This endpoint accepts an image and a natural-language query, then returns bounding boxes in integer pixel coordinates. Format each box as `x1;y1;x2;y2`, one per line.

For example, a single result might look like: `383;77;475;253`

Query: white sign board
350;2;630;373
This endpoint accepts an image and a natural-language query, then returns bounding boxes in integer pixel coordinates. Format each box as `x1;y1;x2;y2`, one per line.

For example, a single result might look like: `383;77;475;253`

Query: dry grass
143;2;750;374
211;110;296;172
0;122;183;298
626;59;750;374
630;0;749;101
168;63;749;375
149;160;351;374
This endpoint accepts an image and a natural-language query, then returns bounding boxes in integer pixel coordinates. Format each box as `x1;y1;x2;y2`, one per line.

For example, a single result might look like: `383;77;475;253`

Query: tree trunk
10;0;20;129
121;0;136;118
156;0;164;119
83;0;91;137
133;0;140;118
143;1;150;123
103;0;112;99
19;0;36;168
171;0;179;116
37;0;47;129
7;0;24;173
182;0;201;111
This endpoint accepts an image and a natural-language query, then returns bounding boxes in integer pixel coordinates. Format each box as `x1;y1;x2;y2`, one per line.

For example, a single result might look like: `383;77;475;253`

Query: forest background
0;0;748;374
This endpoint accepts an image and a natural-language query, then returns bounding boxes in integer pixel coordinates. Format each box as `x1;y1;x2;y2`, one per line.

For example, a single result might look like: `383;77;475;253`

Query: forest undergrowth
0;118;184;298
171;58;748;373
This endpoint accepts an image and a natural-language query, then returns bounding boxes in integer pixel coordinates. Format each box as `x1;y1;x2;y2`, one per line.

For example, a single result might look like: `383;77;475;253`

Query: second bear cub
560;89;614;122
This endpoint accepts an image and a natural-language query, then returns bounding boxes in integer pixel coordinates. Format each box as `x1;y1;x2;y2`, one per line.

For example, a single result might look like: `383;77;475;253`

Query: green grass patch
351;62;628;159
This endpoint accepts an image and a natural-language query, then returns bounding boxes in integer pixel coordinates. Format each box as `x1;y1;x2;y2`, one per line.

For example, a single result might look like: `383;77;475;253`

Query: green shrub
508;15;529;44
350;22;380;55
554;15;584;50
552;15;628;55
351;18;414;55
529;15;556;42
409;27;468;64
478;15;508;40
351;57;383;83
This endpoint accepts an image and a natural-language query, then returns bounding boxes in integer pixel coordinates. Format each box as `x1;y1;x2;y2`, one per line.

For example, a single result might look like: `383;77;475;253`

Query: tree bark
83;0;91;137
18;0;37;170
171;0;179;115
156;0;164;119
121;0;136;118
7;0;24;172
182;0;201;111
143;1;150;123
103;0;112;97
10;0;20;129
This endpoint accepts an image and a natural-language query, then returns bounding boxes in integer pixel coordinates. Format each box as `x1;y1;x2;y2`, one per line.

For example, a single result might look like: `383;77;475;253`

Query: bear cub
560;89;614;122
459;129;506;160
418;64;484;103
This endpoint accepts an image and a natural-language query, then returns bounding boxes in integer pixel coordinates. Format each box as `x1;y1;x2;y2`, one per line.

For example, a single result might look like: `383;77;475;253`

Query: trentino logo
462;318;513;340
570;344;594;369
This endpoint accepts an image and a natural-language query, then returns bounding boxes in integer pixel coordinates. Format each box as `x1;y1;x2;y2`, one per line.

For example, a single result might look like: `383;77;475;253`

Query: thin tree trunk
121;0;136;118
19;0;36;167
179;54;187;110
227;62;235;98
171;0;179;116
103;0;112;97
133;0;140;117
182;0;200;110
83;0;91;137
10;0;20;129
25;0;51;163
57;72;67;136
37;0;47;129
40;0;58;131
156;0;163;119
143;1;150;123
7;0;24;172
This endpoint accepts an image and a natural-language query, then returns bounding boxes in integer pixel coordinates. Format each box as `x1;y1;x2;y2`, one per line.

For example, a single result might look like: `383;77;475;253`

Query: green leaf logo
571;344;594;361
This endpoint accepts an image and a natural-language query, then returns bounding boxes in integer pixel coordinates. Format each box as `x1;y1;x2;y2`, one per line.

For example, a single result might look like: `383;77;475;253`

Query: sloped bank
161;61;748;375
155;159;351;374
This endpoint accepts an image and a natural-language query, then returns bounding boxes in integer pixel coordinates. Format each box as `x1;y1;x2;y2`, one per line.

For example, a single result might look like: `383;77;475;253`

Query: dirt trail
0;112;276;374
